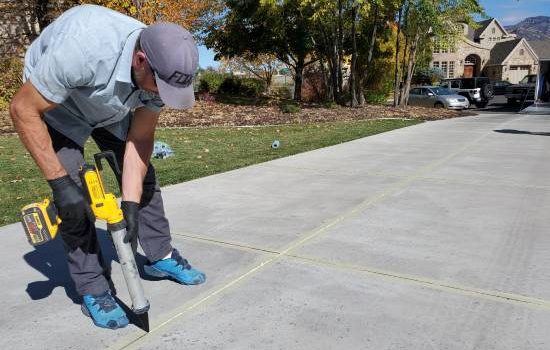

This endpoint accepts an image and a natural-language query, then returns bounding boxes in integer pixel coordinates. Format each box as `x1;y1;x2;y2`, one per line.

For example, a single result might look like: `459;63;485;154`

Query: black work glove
121;201;139;244
48;175;94;248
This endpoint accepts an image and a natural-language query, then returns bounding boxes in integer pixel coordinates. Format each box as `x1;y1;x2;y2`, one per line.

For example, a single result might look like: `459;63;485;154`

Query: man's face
132;50;160;96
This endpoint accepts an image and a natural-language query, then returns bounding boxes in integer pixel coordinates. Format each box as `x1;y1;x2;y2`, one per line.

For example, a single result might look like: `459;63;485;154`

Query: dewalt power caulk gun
21;151;150;315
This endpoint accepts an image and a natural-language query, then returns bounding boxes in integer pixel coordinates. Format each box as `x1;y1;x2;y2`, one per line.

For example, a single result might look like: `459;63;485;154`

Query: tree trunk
400;29;421;107
319;57;331;101
361;5;379;106
350;3;358;107
330;41;339;102
393;0;407;107
293;57;305;101
265;71;273;94
337;0;344;102
399;2;410;92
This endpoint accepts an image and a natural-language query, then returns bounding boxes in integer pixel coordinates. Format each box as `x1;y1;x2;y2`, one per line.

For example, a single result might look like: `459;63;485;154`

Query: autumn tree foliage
79;0;224;31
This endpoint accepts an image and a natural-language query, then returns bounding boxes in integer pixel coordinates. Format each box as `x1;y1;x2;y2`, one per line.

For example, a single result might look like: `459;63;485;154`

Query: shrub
365;91;389;105
198;71;228;93
0;56;24;110
279;103;301;113
218;75;241;95
302;67;328;102
239;78;265;97
272;86;293;99
364;78;393;105
413;67;445;85
218;76;265;97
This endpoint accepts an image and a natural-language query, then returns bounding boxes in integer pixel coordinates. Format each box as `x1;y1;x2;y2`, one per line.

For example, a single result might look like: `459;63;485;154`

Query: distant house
431;18;539;83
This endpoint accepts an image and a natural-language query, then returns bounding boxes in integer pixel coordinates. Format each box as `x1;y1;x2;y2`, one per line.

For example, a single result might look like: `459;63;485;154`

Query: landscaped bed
0;97;472;135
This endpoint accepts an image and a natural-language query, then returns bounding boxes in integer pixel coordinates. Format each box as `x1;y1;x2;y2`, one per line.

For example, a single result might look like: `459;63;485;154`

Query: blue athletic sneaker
81;290;129;330
144;249;206;285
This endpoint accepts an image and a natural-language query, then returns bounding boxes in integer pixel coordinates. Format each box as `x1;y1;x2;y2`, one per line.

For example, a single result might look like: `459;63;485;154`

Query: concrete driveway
1;112;550;349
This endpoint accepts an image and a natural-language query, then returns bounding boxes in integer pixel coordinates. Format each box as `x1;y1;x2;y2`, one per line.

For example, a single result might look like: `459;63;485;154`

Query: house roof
474;19;493;39
487;39;523;65
529;40;550;60
466;25;476;41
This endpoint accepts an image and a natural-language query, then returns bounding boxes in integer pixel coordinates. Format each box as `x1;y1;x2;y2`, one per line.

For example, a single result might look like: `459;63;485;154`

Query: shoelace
172;250;192;271
92;293;117;313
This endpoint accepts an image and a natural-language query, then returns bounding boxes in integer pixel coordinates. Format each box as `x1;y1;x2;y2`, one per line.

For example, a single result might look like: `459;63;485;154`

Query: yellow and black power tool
21;151;150;315
20;199;61;246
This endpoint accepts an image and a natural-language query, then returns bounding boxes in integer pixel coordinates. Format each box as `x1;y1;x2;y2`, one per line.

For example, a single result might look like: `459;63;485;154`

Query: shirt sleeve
29;36;94;104
139;91;164;113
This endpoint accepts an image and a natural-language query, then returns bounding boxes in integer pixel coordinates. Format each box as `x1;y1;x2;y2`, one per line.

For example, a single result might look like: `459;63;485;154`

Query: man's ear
132;50;148;69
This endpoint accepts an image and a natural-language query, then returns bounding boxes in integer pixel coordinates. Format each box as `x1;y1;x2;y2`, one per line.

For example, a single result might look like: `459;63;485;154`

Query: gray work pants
48;125;173;296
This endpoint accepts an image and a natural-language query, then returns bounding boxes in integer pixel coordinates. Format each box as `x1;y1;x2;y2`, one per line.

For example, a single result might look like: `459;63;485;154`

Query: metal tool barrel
109;226;150;314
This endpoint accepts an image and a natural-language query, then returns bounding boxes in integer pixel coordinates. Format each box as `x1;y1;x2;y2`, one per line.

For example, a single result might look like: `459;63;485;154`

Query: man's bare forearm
122;138;152;203
121;107;158;203
10;82;66;180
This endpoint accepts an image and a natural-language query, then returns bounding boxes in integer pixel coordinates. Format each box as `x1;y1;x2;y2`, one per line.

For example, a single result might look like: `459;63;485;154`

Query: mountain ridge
504;16;550;41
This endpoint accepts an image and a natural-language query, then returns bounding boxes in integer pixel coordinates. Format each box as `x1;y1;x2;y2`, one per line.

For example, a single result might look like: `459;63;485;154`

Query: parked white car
409;86;470;110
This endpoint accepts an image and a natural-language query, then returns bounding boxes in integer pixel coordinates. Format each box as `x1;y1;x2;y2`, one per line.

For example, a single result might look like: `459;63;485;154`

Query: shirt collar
116;28;144;85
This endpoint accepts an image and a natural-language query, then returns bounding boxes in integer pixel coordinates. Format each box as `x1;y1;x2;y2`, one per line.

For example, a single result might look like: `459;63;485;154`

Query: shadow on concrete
23;228;157;305
494;129;550;136
481;101;532;114
468;95;533;114
23;237;80;304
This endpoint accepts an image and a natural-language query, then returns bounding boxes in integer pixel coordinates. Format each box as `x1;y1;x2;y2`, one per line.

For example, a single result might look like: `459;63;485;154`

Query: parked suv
504;74;537;105
440;77;494;108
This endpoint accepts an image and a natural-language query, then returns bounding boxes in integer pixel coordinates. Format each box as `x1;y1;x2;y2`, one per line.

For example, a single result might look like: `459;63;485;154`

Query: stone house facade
431;18;539;83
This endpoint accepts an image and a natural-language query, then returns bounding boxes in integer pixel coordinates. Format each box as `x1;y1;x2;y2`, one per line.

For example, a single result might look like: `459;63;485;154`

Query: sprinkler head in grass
271;140;280;149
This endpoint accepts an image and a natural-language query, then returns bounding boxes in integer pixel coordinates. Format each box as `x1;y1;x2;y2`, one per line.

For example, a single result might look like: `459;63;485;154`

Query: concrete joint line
287;254;550;311
176;232;550;312
116;116;522;349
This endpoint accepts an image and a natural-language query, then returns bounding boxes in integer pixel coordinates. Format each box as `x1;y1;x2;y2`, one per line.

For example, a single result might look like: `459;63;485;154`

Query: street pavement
1;112;550;349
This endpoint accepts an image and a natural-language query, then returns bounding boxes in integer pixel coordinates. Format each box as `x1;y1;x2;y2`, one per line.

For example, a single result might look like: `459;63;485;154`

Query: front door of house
464;65;474;78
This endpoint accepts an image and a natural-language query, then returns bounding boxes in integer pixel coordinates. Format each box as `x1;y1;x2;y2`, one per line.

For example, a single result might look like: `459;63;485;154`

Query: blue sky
198;0;550;69
479;0;550;25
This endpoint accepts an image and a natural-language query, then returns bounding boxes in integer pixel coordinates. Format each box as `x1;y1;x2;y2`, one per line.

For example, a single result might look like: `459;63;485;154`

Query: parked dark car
492;80;512;95
505;75;537;105
440;77;494;108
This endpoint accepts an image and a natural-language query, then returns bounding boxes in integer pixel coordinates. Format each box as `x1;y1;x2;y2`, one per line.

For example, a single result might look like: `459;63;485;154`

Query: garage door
509;66;530;84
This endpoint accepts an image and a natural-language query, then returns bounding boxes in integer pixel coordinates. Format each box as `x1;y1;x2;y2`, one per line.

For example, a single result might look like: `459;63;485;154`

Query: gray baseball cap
140;22;198;109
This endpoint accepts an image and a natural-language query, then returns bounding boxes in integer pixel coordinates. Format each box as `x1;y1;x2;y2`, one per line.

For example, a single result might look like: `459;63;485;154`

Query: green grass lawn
0;119;420;225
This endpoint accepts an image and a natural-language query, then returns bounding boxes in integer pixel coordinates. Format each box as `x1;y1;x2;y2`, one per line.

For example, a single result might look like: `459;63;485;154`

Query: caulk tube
108;221;150;314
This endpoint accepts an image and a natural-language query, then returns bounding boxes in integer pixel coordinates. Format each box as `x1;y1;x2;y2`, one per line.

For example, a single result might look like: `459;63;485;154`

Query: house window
433;61;440;69
492;28;496;34
441;62;448;77
519;49;525;56
433;46;440;54
465;56;477;65
441;47;448;54
449;61;455;78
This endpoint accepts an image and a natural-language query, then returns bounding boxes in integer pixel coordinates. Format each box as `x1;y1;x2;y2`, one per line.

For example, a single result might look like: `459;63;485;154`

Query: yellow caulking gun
21;151;150;316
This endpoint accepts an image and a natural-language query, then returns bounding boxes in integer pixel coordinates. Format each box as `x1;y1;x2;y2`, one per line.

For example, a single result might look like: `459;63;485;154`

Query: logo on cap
167;71;194;88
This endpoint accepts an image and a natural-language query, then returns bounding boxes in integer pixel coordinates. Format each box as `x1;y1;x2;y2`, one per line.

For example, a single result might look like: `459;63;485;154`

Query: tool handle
94;151;121;177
